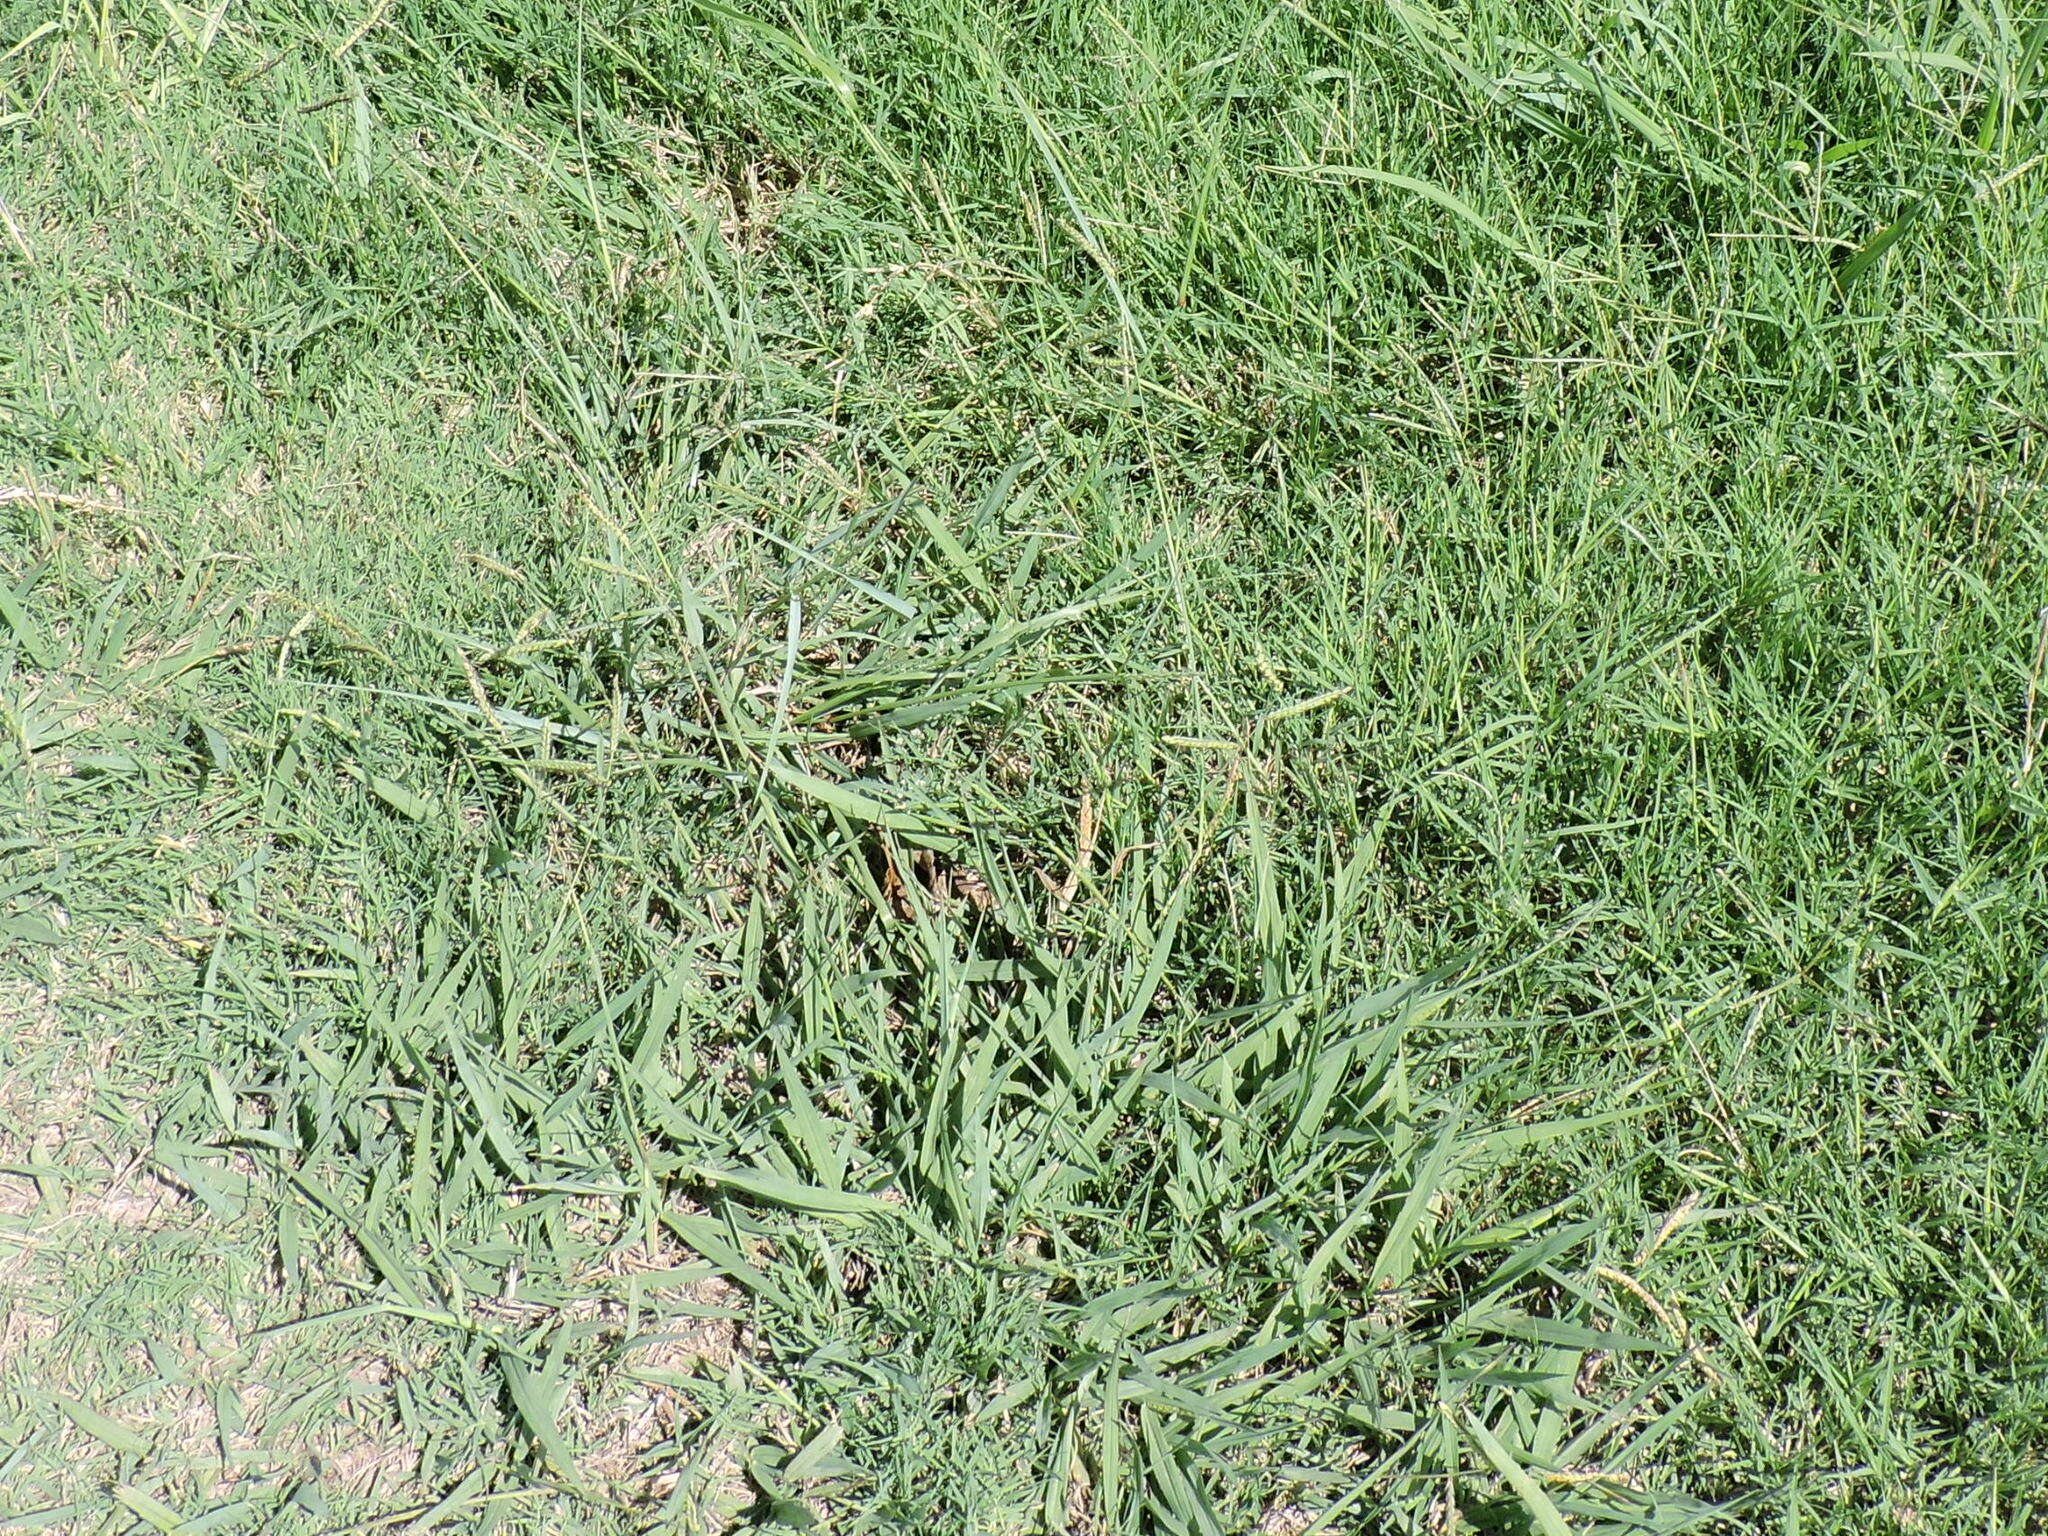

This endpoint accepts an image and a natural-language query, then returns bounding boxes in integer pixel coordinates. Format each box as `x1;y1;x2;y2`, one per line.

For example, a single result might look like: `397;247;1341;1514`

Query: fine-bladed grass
3;0;2047;1532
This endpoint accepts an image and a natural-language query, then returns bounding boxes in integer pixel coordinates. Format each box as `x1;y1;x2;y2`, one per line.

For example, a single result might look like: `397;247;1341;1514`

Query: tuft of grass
3;0;2047;1531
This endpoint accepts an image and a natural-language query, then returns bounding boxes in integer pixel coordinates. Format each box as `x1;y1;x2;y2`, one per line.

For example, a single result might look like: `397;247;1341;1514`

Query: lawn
3;0;2047;1531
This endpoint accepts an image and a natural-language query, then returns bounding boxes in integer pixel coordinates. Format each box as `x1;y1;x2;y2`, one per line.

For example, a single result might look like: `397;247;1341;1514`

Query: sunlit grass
3;0;2047;1531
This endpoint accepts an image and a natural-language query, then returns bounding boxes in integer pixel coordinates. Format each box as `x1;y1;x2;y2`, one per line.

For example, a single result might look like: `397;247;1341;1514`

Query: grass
3;0;2047;1529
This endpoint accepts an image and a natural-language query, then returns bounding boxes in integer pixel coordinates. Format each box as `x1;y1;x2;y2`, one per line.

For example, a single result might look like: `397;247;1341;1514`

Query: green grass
3;0;2048;1530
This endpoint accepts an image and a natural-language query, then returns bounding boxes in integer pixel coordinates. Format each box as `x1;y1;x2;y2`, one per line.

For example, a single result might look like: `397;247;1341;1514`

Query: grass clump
3;0;2048;1531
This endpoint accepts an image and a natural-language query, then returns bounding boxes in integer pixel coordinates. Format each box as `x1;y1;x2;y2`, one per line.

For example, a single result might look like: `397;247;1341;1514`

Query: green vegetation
4;0;2047;1530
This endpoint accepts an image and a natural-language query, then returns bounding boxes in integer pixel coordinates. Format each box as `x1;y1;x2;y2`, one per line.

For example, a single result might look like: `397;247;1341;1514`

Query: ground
3;0;2047;1532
